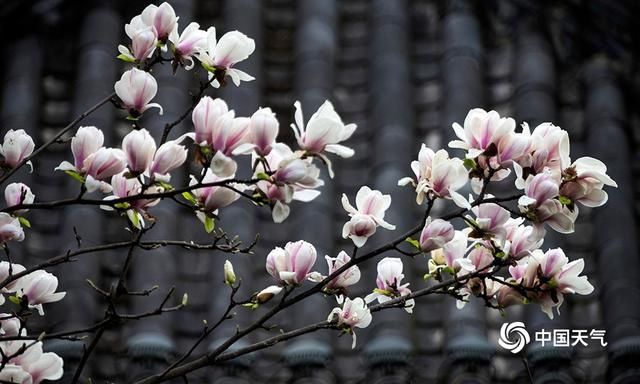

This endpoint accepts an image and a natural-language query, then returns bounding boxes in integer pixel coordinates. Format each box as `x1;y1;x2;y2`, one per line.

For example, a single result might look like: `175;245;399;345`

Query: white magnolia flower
398;145;468;206
341;186;395;247
364;257;415;314
196;27;255;86
327;296;372;348
290;100;357;178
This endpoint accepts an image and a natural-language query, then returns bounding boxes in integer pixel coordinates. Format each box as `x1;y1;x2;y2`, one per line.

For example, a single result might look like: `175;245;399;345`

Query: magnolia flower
118;26;157;63
5;183;35;211
148;139;188;180
204;111;251;177
467;245;494;271
191;96;229;145
503;218;544;260
254;143;323;223
327;296;372;348
495;129;531;166
196;27;255;87
469;202;510;242
530;248;593;319
122;128;157;173
1;129;34;170
455;249;500;309
266;240;317;285
138;2;178;42
528;122;570;174
0;213;25;244
398;145;468;206
518;169;560;208
517;169;578;233
233;107;279;156
560;157;617;207
169;22;208;70
0;364;32;384
341;214;378;248
68;126;104;170
341;186;395;247
290;100;356;178
55;126;104;173
102;173;161;229
6;340;63;384
365;257;414;314
323;251;361;291
438;231;475;272
0;314;21;336
210;112;251;156
114;68;162;117
535;199;578;234
419;217;455;252
273;157;322;188
0;261;26;294
449;108;516;158
82;148;127;193
494;280;526;308
190;170;240;219
55;127;125;193
16;270;66;316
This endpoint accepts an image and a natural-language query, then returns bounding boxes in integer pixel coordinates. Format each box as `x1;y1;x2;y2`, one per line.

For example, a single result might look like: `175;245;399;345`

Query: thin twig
0;92;116;185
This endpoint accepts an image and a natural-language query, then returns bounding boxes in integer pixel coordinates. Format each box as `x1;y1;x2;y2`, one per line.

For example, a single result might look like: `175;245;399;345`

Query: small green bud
224;260;236;286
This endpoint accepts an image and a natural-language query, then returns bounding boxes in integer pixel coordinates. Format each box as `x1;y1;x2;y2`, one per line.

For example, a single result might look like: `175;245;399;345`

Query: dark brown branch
1;178;262;213
0;92;116;186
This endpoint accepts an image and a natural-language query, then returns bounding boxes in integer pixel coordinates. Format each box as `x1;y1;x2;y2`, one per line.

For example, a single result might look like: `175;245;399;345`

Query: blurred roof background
1;0;639;383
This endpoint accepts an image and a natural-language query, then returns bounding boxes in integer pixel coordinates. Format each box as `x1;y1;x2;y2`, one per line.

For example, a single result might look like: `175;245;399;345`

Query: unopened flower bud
224;260;236;286
256;285;282;303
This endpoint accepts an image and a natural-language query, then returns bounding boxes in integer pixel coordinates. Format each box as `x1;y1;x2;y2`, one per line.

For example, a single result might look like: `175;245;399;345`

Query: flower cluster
403;108;616;318
0;261;65;383
0;338;63;384
54;125;189;228
0;0;618;373
185;96;355;225
118;2;254;85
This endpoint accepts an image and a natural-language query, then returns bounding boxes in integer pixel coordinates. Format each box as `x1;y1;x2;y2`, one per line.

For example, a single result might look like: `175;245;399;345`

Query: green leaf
126;115;140;121
423;273;433;281
256;172;270;181
204;215;215;233
114;202;131;210
64;170;85;184
157;181;173;191
8;295;21;305
117;54;136;63
201;62;216;73
18;217;31;229
129;210;140;229
558;195;572;206
405;237;421;250
182;192;198;205
373;288;392;296
242;302;259;309
463;158;477;170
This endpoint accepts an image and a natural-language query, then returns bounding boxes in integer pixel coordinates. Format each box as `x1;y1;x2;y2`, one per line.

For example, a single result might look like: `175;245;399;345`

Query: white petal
450;189;472;210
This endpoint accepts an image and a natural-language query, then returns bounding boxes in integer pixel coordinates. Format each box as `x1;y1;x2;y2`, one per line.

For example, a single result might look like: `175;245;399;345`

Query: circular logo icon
498;322;531;354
